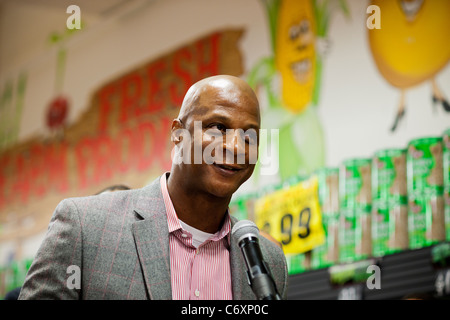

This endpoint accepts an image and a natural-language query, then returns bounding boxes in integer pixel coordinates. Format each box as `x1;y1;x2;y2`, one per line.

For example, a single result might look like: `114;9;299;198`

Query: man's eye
211;124;226;132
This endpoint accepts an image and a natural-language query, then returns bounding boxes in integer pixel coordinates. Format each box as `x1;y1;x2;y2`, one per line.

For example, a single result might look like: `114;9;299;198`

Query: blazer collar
132;177;172;300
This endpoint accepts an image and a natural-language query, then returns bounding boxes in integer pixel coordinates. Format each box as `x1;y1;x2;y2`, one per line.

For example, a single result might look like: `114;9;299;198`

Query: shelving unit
287;241;450;300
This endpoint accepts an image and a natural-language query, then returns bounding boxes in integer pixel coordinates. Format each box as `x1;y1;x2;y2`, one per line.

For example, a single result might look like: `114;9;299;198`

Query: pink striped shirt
160;173;233;300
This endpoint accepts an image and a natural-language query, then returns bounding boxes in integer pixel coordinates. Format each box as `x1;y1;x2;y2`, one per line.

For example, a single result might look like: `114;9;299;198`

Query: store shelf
287;241;450;300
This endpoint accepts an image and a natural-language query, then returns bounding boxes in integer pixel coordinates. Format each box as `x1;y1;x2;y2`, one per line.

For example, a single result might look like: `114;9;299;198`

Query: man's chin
210;183;251;201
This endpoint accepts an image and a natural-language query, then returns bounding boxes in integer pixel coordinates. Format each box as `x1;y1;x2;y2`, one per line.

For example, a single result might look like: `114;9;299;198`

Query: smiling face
172;75;261;198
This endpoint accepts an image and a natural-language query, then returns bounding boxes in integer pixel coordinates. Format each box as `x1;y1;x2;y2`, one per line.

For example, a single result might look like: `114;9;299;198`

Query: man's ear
171;119;184;144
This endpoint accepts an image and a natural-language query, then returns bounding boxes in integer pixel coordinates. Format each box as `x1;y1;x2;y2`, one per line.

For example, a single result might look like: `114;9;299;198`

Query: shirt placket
190;244;202;299
178;229;203;300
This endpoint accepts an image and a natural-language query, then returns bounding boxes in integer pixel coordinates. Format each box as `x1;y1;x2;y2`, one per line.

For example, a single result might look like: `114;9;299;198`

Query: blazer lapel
132;178;172;300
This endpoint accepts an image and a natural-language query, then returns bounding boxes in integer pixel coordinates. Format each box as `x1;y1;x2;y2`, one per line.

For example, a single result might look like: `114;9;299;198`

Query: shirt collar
159;172;231;242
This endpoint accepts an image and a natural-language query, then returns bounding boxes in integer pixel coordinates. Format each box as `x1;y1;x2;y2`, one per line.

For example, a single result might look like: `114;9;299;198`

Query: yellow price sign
255;177;325;255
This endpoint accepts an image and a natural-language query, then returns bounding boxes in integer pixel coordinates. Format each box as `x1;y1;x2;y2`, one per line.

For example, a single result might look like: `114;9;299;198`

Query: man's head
170;75;260;199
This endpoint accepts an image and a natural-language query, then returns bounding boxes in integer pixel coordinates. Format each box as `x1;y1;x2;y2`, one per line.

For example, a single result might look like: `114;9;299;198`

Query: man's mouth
213;163;244;174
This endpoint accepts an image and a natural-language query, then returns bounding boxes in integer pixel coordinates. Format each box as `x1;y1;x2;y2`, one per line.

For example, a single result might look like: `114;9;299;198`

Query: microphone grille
231;220;260;243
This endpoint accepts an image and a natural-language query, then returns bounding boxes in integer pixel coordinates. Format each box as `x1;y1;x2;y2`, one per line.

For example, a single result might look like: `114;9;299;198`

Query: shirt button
194;289;200;297
181;233;187;238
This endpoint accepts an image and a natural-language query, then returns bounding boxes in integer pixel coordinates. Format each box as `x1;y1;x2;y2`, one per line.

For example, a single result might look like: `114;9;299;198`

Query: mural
248;0;350;181
2;0;450;298
368;0;450;131
0;74;27;152
0;30;244;295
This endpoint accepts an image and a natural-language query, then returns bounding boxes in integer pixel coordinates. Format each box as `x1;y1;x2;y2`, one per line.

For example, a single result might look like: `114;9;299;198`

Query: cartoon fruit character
248;0;348;180
368;0;450;131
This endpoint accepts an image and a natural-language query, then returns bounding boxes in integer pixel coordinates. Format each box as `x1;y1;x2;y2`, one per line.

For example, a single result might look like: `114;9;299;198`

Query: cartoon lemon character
368;0;450;131
276;0;316;113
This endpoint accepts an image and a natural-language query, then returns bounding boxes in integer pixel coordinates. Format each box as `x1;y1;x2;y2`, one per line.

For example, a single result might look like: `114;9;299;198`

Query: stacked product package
407;137;446;249
443;129;450;241
338;158;373;263
371;149;409;256
311;167;340;269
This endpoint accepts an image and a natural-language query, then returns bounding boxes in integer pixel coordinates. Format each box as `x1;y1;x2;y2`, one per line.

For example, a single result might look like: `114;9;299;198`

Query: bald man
19;75;288;300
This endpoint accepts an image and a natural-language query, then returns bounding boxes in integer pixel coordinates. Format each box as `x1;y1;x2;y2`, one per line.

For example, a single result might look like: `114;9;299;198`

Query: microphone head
232;220;260;244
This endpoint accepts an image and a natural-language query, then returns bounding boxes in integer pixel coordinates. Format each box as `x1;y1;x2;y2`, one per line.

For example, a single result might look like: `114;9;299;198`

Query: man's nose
225;130;245;155
222;130;246;164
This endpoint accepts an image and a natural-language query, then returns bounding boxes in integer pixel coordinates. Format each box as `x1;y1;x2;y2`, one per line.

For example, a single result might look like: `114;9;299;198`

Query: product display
443;129;450;240
407;137;444;192
311;168;340;269
407;137;445;248
338;158;372;263
372;200;408;256
372;149;408;256
229;130;450;277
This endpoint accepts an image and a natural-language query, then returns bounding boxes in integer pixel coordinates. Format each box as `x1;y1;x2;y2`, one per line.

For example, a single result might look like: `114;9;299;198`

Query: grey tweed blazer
18;176;288;300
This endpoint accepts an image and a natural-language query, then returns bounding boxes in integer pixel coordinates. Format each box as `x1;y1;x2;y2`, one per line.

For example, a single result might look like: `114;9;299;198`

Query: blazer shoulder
62;188;140;225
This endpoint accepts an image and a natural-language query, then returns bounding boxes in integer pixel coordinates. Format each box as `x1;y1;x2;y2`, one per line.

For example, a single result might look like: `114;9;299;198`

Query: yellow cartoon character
368;0;450;131
248;0;349;180
275;0;316;113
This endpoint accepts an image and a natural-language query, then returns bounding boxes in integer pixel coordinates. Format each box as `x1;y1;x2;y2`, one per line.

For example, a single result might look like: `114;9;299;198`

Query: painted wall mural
249;0;350;181
1;0;450;297
0;30;243;280
0;74;27;152
368;0;450;131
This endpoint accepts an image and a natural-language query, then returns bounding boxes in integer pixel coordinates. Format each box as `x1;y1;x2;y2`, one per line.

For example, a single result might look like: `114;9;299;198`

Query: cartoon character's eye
289;19;310;41
289;24;301;40
299;20;310;34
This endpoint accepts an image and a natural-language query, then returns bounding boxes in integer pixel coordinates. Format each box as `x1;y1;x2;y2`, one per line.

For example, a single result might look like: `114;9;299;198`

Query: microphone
231;220;281;300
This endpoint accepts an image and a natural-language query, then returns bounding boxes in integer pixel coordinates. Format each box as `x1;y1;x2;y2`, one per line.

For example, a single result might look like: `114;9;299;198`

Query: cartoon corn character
248;0;349;181
368;0;450;131
275;0;316;113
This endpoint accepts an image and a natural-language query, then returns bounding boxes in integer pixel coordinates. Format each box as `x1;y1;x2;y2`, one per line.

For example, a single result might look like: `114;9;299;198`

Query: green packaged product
444;128;450;240
286;253;311;275
443;129;450;189
338;208;354;263
339;206;371;263
445;189;450;241
311;211;339;269
407;137;444;194
229;193;257;222
372;198;408;257
408;191;446;249
340;158;372;209
312;167;340;268
315;167;340;213
372;148;407;201
228;196;248;221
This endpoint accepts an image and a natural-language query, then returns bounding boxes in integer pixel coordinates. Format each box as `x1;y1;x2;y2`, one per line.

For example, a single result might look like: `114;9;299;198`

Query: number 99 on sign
255;178;326;255
263;208;312;245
